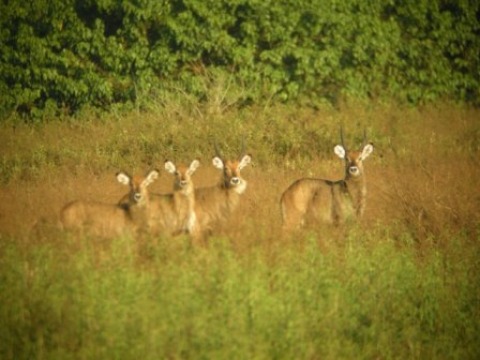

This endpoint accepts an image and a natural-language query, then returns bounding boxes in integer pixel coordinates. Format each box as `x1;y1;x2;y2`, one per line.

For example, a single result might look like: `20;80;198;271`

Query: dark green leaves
0;0;478;120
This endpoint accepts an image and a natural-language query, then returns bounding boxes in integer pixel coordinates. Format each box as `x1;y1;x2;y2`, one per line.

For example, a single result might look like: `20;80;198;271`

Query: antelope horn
340;126;346;149
239;136;246;160
214;140;223;159
362;128;367;147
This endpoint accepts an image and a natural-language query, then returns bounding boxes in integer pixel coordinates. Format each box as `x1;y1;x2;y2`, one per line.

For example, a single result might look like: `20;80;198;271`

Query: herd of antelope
60;129;374;241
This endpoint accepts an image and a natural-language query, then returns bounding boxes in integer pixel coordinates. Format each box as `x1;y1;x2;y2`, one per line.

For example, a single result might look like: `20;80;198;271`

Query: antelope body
61;170;159;237
195;153;252;236
281;131;374;230
147;160;200;237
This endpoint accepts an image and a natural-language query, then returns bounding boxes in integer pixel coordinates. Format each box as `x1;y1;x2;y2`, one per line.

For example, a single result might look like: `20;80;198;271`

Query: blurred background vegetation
1;0;479;121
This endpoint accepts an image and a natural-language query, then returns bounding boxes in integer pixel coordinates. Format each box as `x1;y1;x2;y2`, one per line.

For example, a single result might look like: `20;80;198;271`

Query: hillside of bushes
1;0;479;120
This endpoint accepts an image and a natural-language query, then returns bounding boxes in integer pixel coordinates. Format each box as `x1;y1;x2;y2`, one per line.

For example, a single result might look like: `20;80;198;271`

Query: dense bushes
1;0;479;119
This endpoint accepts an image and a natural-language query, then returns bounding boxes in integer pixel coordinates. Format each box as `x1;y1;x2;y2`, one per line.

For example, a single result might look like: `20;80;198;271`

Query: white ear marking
143;170;159;187
164;161;176;174
212;156;224;170
187;159;200;175
238;154;252;170
334;145;346;159
360;144;374;160
116;172;131;185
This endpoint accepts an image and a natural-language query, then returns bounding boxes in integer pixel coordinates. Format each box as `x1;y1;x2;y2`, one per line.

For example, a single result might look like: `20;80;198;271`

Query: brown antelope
280;129;374;230
61;170;159;237
194;143;252;236
146;159;200;237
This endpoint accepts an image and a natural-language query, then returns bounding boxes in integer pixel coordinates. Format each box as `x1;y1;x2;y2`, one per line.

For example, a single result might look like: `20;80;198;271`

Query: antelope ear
187;159;200;175
238;154;252;170
360;143;374;160
212;156;224;170
143;169;159;187
116;172;131;186
164;160;176;174
334;145;346;159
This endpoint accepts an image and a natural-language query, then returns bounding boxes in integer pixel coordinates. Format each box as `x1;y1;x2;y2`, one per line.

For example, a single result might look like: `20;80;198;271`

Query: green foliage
0;0;479;120
0;233;479;358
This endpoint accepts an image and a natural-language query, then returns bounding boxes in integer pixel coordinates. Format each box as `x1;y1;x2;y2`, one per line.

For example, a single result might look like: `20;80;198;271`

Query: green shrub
1;232;479;359
1;0;479;120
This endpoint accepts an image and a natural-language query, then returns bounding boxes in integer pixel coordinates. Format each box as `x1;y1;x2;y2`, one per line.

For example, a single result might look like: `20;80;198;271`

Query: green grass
1;231;478;359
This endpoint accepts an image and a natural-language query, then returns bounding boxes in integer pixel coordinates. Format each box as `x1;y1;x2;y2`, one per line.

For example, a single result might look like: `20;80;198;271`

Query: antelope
61;170;159;237
194;143;252;237
146;159;200;237
280;129;374;230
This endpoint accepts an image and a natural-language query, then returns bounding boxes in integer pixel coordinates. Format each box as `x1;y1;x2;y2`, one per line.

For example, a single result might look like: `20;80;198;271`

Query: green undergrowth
1;230;478;359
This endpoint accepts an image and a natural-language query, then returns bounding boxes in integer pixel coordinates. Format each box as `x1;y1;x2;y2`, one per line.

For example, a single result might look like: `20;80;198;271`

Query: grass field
0;101;479;359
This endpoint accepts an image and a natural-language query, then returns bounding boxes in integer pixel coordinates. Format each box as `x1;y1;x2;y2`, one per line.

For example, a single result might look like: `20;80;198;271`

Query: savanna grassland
0;102;479;359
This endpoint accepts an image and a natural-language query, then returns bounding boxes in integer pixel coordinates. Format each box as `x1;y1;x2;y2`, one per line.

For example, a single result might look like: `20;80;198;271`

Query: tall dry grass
0;102;478;244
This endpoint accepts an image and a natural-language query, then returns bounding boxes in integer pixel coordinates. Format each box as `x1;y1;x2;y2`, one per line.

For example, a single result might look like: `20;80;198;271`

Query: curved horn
362;128;367;147
340;126;346;149
214;140;223;159
239;136;246;160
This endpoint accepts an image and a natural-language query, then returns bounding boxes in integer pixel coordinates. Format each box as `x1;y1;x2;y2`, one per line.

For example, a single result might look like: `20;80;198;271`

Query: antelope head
334;128;374;179
164;159;200;193
212;138;252;193
116;170;159;205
